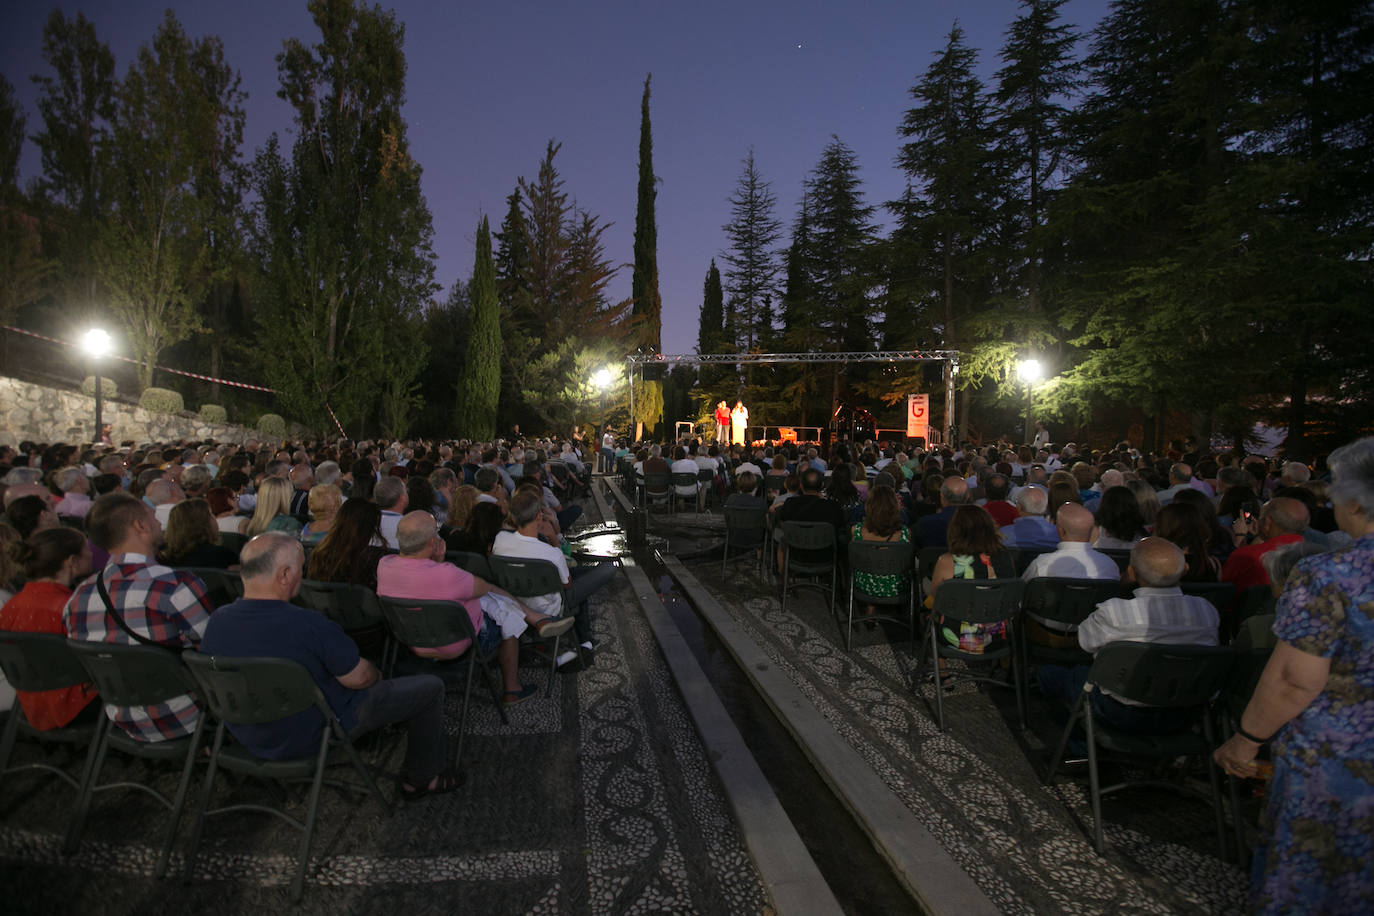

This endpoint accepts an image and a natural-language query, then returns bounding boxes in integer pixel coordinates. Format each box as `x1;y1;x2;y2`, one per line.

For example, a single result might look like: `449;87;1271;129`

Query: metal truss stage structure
626;349;962;443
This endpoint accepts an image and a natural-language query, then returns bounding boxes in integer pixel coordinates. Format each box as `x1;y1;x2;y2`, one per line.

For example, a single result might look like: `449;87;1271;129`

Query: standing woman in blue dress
1214;436;1374;913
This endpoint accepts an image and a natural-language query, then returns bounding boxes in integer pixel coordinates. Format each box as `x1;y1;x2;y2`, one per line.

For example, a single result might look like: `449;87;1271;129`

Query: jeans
567;561;617;643
556;504;583;532
600;447;615;474
349;674;445;786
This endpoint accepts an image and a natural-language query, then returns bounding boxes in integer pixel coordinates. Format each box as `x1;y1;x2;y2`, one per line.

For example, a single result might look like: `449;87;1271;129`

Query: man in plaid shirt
64;492;214;742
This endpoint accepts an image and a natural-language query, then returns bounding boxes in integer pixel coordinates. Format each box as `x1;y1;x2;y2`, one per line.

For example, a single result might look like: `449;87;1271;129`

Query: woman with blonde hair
240;476;301;537
300;483;343;546
443;484;481;545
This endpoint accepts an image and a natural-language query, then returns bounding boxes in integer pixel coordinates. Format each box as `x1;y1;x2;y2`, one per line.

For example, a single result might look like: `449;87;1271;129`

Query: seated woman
1126;477;1161;530
448;501;509;557
307;498;389;590
0;527;100;728
160;498;239;569
766;454;790;479
1153;502;1221;582
206;486;245;534
241;476;301;538
850;484;910;625
443;484;481;546
6;495;58;540
299;483;343;546
1093;485;1149;550
1170;487;1234;563
825;463;865;526
929;505;1015;653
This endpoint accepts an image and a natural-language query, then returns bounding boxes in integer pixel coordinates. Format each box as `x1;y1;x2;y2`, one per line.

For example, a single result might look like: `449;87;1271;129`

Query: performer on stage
731;400;749;449
715;401;731;445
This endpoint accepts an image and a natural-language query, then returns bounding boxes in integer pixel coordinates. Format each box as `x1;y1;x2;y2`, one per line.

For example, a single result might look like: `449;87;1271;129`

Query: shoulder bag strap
95;568;174;649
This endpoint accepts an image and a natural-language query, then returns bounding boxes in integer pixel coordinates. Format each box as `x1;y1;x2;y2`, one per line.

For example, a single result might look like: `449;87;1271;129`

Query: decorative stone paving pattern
686;567;1248;916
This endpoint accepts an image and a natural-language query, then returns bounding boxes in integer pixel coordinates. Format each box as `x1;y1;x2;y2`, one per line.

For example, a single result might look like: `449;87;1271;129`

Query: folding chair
294;579;389;660
916;545;947;606
1011;548;1051;577
913;578;1026;731
1043;641;1235;858
1019;577;1131;693
181;653;390;902
376;597;505;767
1219;635;1273;861
0;633;102;801
642;472;672;513
445;550;494;582
697;468;716;511
1178;581;1236;615
1099;549;1132;574
217;531;248;556
670;472;700;514
722;504;769;579
764;475;788;500
778;521;838;615
485;555;573;696
844;539;917;651
181;567;243;609
64;641;206;877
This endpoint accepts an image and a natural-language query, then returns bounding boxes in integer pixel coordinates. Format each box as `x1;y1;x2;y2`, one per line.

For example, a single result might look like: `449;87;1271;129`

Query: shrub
80;376;118;399
139;387;184;415
199;404;228;424
257;413;287;437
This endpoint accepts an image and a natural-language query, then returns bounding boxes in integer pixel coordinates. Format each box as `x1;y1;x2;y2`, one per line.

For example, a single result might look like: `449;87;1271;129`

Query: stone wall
0;375;258;446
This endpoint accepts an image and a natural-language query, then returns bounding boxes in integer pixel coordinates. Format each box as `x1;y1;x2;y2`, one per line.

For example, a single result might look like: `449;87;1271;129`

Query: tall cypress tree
459;216;501;439
697;259;725;355
631;74;663;434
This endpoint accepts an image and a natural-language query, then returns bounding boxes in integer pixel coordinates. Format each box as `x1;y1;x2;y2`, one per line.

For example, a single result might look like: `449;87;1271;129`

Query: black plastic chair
0;632;102;799
778;521;838;615
722;504;769;579
1178;581;1237;615
914;578;1026;731
1011;548;1052;577
697;468;716;511
218;531;248;555
486;555;573;695
64;641;206;877
445;550;494;582
670;472;700;514
1099;549;1132;574
181;567;244;610
1019;577;1131;672
642;472;672;513
376;597;505;767
764;475;788;499
844;539;917;651
1043;641;1235;858
294;579;389;662
916;545;947;606
181;653;389;902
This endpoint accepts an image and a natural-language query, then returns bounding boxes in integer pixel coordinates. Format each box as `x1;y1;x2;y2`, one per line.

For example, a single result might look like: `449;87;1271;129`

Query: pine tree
720;148;782;350
805;136;877;352
459;216;501;439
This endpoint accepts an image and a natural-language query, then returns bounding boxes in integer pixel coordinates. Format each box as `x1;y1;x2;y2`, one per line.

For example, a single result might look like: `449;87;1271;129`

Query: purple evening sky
2;0;1110;359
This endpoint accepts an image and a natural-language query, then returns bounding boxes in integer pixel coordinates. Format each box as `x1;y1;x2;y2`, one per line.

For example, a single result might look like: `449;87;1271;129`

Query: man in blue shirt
201;533;457;799
998;485;1060;550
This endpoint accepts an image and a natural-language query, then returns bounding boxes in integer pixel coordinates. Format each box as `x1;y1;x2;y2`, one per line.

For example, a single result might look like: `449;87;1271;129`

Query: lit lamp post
1017;358;1043;446
82;328;113;444
592;368;613;474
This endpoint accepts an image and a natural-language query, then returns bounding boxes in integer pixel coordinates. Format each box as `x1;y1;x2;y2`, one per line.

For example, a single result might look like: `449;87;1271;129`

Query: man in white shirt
1038;538;1219;740
492;489;617;669
145;478;184;528
670;446;700;500
374;476;408;550
1021;504;1120;581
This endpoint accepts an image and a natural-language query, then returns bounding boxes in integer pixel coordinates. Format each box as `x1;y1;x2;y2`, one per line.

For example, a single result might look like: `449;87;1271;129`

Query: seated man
913;476;971;549
376;512;573;705
492;489;616;670
145;478;185;528
1038;538;1220;741
53;467;95;519
202;533;458;798
1021;504;1120;581
374;476;408;549
998;485;1060;550
670;446;700;501
774;468;847;568
64;492;214;743
1222;496;1309;594
979;473;1018;529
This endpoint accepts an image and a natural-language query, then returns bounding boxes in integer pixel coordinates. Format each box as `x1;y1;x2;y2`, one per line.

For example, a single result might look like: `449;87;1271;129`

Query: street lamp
1017;358;1043;446
592;368;613;473
82;328;112;444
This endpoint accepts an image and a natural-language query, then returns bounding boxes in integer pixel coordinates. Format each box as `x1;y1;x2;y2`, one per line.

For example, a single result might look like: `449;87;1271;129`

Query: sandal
534;616;576;639
400;767;464;801
502;684;538;707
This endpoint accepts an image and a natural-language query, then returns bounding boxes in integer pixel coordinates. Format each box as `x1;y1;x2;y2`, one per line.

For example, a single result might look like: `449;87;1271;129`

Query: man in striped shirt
1037;538;1219;737
63;492;214;742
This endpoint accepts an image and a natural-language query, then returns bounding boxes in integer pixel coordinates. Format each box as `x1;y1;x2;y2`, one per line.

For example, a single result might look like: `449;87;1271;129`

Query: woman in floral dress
1215;436;1374;913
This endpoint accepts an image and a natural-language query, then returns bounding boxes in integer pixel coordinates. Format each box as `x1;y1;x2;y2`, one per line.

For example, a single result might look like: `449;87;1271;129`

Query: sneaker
555;650;581;669
534;617;576;639
579;645;596;668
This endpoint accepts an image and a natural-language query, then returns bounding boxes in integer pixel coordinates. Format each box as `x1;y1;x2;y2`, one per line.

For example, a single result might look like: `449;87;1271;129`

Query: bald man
998;485;1060;550
1038;538;1220;742
1221;496;1310;594
1021;504;1120;581
202;533;457;797
913;475;972;549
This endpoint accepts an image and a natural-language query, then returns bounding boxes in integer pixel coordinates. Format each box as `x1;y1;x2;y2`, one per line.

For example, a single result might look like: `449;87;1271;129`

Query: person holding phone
1222;497;1310;594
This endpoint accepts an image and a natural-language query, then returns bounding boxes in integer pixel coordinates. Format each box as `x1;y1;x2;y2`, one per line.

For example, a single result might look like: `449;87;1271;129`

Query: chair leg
1044;689;1087;785
1010;623;1027;731
155;714;207;879
291;730;334;902
0;702;21;781
63;716;112;856
338;722;391;814
1203;714;1229;863
780;551;790;614
1085;703;1105;854
931;630;946;732
453;652;478;770
544;633;560;698
184;722;228;883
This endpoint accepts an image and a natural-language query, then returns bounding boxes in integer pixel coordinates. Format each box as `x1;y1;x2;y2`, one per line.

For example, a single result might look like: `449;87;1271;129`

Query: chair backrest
930;578;1025;625
1236;585;1276;624
446;550;494;581
294;579;384;631
764;476;787;495
779;520;837;552
0;631;91;692
1011;548;1051;577
1178;581;1237;613
697;468;714;484
182;568;244;608
1232;614;1276;651
376;597;479;651
486;555;567;611
67;640;195;707
1099;549;1132;573
218;531;248;555
916;546;947;579
847;539;915;579
1088;641;1234;708
182;652;323;725
723;504;768;534
1022;577;1129;629
671;472;699;488
1223;647;1272;718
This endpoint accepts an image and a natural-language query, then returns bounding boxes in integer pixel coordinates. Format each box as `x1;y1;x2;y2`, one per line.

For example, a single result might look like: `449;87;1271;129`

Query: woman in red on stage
715;401;731;445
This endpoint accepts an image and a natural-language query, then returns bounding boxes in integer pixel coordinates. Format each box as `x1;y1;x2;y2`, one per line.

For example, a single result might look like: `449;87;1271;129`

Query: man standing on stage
731;401;749;449
715;401;731;445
